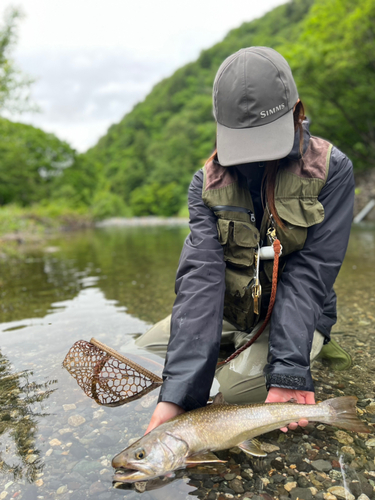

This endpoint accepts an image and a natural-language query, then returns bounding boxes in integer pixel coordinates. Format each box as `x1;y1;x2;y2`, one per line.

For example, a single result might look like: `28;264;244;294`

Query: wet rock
69;443;87;459
229;479;244;493
56;485;68;495
358;495;371;500
323;494;337;500
73;460;102;475
272;474;285;484
290;487;312;500
329;470;342;480
312;460;332;472
49;438;62;446
63;403;76;411
70;492;87;500
297;476;311;488
341;445;355;457
366;438;375;448
68;415;86;427
67;481;81;490
25;454;38;463
271;459;284;471
261;443;280;453
98;494;112;500
224;473;236;481
284;481;297;492
334;431;353;445
241;468;253;481
88;481;106;495
19;486;38;500
327;486;355;500
218;483;235;495
365;403;375;414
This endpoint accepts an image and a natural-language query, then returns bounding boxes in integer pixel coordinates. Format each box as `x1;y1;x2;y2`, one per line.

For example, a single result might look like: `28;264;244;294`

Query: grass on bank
0;203;93;239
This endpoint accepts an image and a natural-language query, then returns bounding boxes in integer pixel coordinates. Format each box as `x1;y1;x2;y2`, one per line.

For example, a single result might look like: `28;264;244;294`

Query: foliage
130;182;184;216
0;119;74;204
2;0;375;219
0;7;33;113
0;202;92;238
90;190;131;219
83;0;315;216
286;0;375;170
0;118;76;205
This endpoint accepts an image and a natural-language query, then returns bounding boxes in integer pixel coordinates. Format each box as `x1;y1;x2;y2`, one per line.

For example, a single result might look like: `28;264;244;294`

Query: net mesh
63;339;162;407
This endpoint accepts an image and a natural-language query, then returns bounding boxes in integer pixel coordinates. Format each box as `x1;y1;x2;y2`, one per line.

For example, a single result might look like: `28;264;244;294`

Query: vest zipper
212;205;256;223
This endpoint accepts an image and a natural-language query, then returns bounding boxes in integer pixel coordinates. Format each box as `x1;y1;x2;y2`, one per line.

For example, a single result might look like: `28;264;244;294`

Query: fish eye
135;448;146;460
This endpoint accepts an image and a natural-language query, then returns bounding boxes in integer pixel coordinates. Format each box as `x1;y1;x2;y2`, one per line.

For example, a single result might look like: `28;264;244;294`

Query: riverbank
1;168;374;259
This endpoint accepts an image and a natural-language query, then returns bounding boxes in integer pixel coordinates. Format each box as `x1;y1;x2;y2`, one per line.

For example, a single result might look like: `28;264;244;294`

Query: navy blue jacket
158;125;355;411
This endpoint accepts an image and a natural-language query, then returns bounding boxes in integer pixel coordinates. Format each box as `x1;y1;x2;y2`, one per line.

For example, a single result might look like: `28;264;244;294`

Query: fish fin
319;396;370;433
238;439;267;457
212;392;228;405
185;451;227;464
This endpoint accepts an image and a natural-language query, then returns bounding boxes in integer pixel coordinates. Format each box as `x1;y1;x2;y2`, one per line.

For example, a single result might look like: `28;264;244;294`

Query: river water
0;224;374;500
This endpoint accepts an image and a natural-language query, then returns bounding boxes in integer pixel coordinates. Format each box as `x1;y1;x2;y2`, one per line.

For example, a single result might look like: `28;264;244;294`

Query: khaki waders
134;315;325;404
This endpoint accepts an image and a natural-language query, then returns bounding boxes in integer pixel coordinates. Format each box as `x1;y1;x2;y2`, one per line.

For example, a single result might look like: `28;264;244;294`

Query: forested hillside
1;0;374;220
83;0;315;216
82;0;375;216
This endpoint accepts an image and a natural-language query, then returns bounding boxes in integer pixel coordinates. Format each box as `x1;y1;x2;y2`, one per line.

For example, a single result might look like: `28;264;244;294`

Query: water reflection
0;224;374;499
0;226;188;325
0;350;56;482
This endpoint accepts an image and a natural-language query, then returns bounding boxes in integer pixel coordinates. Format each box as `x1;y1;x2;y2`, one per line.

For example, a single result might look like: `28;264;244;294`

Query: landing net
63;338;162;407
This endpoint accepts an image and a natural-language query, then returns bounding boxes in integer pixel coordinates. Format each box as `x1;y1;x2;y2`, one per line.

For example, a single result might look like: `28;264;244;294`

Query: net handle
90;338;163;384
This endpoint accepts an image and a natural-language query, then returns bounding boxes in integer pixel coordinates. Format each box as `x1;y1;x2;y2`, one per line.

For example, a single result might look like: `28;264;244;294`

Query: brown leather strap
217;238;281;367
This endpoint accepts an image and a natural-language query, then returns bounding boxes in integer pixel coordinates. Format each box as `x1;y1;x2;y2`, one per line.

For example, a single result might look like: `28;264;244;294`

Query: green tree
0;7;33;113
84;0;315;215
0;118;75;205
286;0;375;169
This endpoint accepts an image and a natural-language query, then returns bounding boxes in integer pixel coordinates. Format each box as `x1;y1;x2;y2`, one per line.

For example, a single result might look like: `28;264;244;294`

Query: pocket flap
217;219;229;245
275;198;324;228
233;221;259;247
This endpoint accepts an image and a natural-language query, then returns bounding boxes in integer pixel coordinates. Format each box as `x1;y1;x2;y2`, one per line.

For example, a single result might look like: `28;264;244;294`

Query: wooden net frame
63;338;163;407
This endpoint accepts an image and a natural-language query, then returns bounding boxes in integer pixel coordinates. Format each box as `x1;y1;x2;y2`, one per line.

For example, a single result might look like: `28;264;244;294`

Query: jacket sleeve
157;169;226;411
264;147;355;392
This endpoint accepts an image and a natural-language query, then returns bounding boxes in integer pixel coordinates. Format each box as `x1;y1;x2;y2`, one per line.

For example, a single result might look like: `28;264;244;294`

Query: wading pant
135;315;325;404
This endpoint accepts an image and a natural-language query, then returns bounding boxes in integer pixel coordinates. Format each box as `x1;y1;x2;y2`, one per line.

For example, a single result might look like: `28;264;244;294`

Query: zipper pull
247;209;256;223
252;244;261;315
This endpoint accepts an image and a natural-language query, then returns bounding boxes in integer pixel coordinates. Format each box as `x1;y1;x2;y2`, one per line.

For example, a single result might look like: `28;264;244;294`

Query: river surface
0;224;375;500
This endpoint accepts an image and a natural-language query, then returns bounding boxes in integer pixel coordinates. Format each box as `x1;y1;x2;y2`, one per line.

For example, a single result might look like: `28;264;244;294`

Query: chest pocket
217;219;259;267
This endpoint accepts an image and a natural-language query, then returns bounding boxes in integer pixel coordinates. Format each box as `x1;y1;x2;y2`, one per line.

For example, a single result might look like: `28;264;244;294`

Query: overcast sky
5;0;286;151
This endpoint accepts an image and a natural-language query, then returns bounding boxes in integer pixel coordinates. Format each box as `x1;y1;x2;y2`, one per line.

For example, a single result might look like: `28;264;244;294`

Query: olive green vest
202;136;332;332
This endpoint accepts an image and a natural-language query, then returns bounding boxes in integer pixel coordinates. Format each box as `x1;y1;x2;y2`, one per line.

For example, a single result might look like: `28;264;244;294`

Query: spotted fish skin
112;396;369;482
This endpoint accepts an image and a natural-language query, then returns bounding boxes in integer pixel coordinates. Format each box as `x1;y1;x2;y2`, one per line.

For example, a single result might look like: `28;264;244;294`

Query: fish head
112;429;189;482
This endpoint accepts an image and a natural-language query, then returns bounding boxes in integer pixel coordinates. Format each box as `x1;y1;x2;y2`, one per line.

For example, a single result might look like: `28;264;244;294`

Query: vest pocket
224;268;255;332
217;219;259;268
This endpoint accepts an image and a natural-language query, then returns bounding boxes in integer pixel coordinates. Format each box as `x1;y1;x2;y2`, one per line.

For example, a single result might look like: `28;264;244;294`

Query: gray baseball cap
213;47;299;166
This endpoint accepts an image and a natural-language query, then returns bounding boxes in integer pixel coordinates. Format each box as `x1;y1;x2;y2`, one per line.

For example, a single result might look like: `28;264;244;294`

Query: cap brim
216;109;295;166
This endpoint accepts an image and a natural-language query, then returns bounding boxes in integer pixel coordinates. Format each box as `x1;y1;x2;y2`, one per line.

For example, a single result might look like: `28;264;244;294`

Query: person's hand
265;387;315;433
144;402;185;435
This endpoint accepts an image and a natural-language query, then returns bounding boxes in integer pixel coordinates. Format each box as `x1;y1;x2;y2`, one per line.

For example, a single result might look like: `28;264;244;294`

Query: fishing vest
202;136;332;332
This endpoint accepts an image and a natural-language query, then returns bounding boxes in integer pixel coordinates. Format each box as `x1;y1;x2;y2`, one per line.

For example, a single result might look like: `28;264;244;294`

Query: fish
112;396;369;482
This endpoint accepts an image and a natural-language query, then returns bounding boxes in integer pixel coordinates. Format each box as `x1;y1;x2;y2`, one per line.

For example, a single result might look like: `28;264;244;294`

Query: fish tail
319;396;370;433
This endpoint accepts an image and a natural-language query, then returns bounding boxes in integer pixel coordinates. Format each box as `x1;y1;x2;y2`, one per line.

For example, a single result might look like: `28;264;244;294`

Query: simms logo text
260;103;285;118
